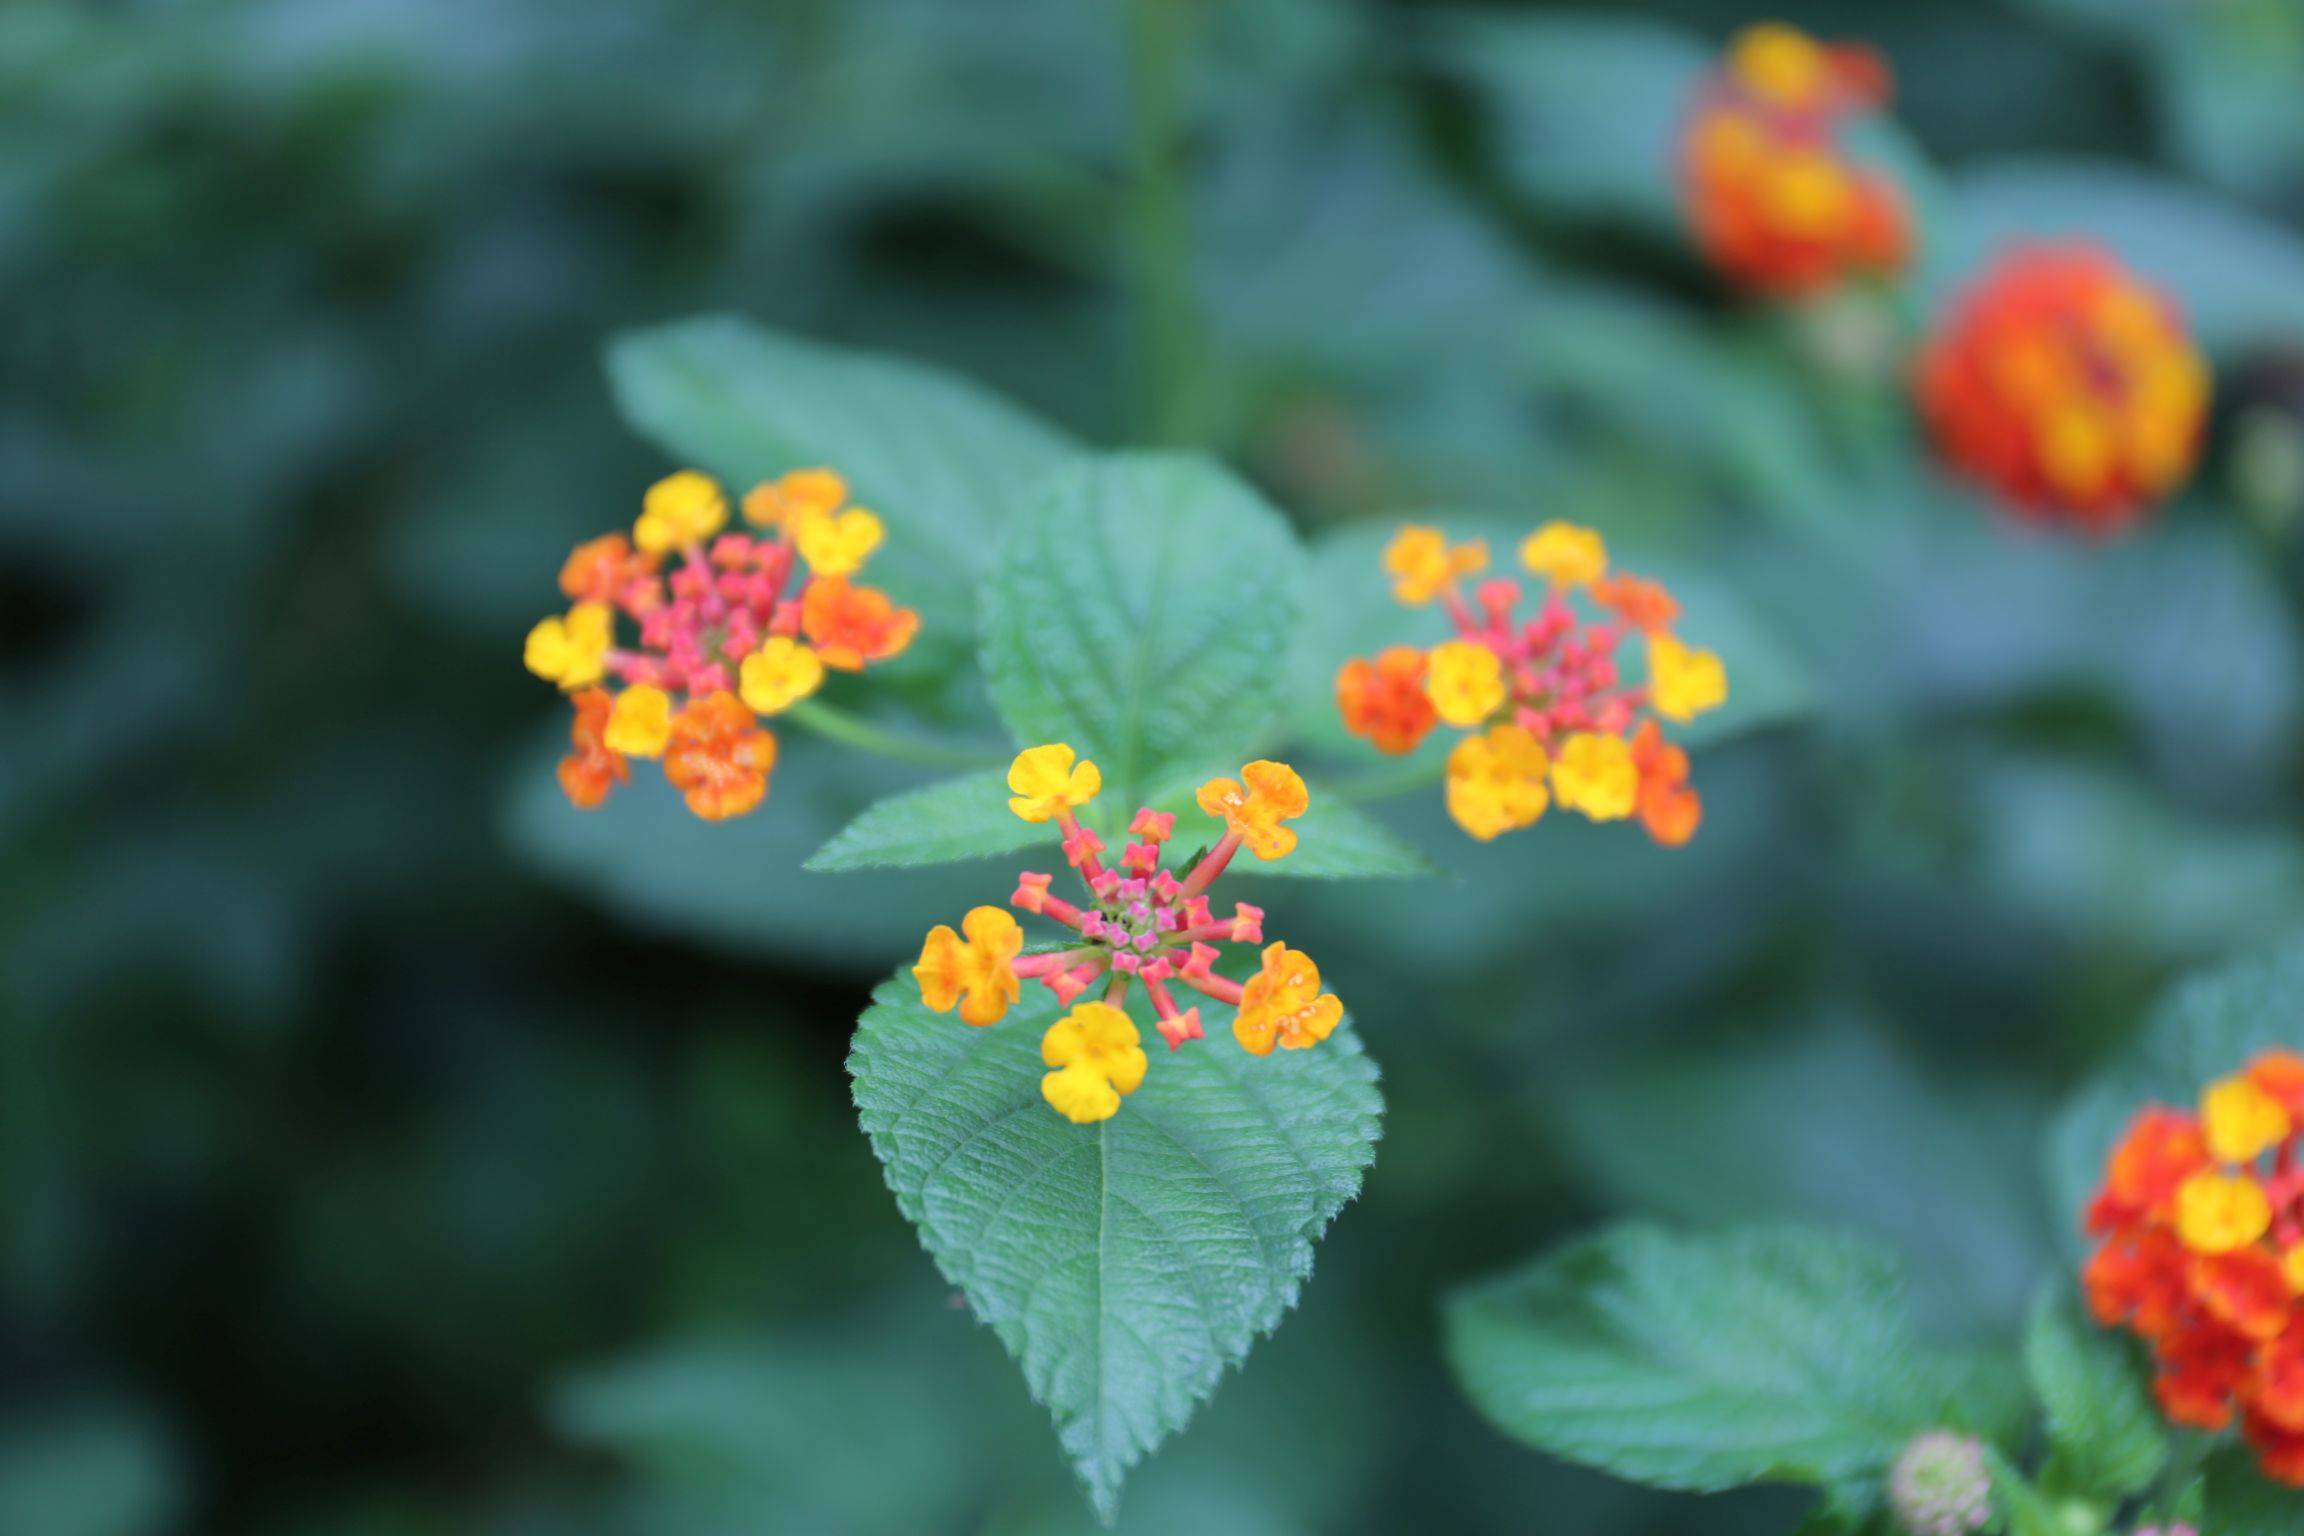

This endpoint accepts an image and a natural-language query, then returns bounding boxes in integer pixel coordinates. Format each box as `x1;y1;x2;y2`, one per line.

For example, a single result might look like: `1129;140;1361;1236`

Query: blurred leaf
1546;1023;2055;1337
1932;159;2304;357
980;453;1302;808
1445;1225;1945;1507
2023;1287;2166;1502
503;721;1000;965
2203;1442;2304;1534
849;975;1381;1520
2051;939;2304;1243
1419;10;1704;236
807;769;1038;873
607;316;1084;674
0;1402;182;1536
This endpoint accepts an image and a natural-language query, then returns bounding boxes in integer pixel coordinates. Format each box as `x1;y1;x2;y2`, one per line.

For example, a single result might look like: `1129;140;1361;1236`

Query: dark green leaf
1444;1224;1944;1498
850;975;1382;1520
807;770;1042;872
2203;1443;2304;1535
979;452;1303;808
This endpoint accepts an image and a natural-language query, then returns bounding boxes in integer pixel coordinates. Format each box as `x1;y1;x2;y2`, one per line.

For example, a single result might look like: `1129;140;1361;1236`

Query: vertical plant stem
1126;0;1200;445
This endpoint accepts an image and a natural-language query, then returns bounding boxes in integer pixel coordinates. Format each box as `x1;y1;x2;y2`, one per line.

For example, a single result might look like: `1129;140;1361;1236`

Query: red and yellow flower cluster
1678;22;1912;298
2084;1050;2304;1483
1335;524;1724;846
913;745;1342;1124
524;469;918;820
1917;243;2210;535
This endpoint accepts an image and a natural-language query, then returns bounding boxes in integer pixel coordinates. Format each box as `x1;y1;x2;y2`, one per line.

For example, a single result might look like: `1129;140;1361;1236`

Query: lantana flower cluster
523;468;918;820
2083;1049;2304;1483
1917;243;2210;534
913;745;1343;1124
1335;523;1725;846
1678;22;1912;298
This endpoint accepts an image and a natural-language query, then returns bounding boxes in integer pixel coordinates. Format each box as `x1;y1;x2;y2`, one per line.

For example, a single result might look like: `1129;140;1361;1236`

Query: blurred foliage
7;0;2304;1530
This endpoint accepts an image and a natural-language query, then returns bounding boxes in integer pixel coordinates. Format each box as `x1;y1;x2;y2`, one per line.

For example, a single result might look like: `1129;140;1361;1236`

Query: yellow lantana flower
1649;633;1728;723
1008;744;1101;823
1041;1001;1149;1124
913;906;1024;1027
1425;640;1507;727
1550;732;1637;821
796;508;885;578
1519;522;1608;588
1233;943;1342;1057
1445;724;1550;842
1196;760;1309;861
604;684;673;758
742;468;848;529
2204;1075;2293;1166
1729;22;1830;111
2177;1170;2272;1255
633;470;728;555
523;601;614;690
739;637;825;716
1384;525;1487;605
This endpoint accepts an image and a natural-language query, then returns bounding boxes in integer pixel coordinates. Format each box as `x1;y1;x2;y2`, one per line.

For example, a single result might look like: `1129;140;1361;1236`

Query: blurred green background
8;0;2304;1531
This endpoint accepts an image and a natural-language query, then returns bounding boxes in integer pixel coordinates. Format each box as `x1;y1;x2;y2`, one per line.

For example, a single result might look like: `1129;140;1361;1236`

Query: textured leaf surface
979;453;1302;808
2050;940;2304;1250
807;770;1042;872
850;976;1382;1520
1444;1225;1946;1498
608;317;1082;667
2023;1288;2166;1501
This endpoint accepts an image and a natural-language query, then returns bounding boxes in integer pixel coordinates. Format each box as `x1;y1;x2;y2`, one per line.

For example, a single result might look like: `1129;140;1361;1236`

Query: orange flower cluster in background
2083;1050;2304;1483
524;468;917;820
1679;22;1912;298
1917;243;2210;534
1335;523;1723;846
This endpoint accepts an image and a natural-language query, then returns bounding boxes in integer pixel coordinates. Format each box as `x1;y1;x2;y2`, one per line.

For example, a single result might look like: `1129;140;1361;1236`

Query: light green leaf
2023;1287;2167;1501
2051;939;2304;1249
606;316;1083;670
849;975;1382;1521
807;770;1042;872
2204;1443;2304;1534
1444;1224;1946;1500
979;453;1303;808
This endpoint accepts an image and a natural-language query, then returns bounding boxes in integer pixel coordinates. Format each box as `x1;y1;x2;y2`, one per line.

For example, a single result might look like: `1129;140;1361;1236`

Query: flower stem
783;699;1001;771
1126;0;1201;445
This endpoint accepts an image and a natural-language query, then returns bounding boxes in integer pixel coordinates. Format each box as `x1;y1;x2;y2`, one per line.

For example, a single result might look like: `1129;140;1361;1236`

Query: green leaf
1932;159;2304;357
2022;1287;2167;1501
849;974;1382;1521
606;316;1083;670
979;452;1303;808
503;723;1001;966
807;770;1042;872
1444;1224;1946;1499
2203;1443;2304;1534
1419;11;1705;236
2051;939;2304;1246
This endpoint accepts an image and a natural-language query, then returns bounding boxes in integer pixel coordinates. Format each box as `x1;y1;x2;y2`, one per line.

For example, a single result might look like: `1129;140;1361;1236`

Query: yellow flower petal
2177;1170;2272;1255
1009;743;1101;823
604;684;673;758
796;508;885;578
1649;633;1728;723
1550;732;1638;821
1518;522;1608;588
1425;641;1507;727
739;638;825;716
2204;1075;2292;1166
634;470;728;554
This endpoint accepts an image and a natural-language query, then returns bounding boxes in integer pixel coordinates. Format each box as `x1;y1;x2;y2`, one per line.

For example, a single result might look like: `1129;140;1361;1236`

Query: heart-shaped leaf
850;976;1381;1520
978;452;1303;809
